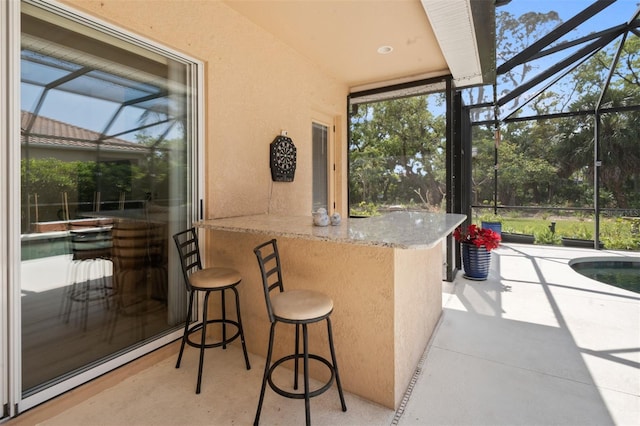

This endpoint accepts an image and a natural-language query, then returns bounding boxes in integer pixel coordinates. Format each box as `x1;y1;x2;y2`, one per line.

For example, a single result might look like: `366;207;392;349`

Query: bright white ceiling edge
421;0;484;87
350;70;449;94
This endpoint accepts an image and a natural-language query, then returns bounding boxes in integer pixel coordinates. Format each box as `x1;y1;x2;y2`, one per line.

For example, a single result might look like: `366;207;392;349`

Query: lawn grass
475;215;597;235
500;217;593;237
474;215;640;250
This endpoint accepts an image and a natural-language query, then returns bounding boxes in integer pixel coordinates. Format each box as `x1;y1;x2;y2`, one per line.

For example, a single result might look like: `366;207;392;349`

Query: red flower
453;224;501;251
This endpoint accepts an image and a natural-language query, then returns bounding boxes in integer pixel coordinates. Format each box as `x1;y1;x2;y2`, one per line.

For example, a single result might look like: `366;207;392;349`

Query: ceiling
223;0;496;92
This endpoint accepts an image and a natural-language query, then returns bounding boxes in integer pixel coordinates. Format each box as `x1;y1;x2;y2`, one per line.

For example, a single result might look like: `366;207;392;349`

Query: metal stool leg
232;286;251;370
176;291;195;369
254;322;276;426
196;290;210;394
294;323;300;390
302;323;311;426
327;317;347;411
221;289;227;349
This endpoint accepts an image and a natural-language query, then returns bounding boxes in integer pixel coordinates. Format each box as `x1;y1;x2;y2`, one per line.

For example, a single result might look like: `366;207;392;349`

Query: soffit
223;0;494;91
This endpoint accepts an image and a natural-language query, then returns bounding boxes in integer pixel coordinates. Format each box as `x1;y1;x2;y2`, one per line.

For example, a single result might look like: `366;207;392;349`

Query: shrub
535;227;561;245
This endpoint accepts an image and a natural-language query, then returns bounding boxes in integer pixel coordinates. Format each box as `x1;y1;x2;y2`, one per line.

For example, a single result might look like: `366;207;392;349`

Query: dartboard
270;135;296;182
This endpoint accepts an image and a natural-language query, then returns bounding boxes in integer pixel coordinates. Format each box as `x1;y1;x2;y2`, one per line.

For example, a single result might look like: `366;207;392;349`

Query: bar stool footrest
267;354;335;400
185;319;242;349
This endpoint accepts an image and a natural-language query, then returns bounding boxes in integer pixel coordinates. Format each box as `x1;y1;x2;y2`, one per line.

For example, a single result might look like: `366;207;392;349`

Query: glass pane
349;92;447;216
312;123;328;212
20;6;191;394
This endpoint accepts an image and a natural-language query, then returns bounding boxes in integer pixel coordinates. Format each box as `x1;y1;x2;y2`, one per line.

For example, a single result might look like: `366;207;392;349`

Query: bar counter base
203;229;443;410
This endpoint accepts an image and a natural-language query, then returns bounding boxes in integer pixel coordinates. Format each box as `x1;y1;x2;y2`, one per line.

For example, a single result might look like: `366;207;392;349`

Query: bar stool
61;227;113;331
173;228;251;394
253;239;347;426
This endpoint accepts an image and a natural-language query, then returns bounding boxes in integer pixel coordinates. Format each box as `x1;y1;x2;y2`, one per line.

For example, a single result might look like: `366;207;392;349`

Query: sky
502;0;638;35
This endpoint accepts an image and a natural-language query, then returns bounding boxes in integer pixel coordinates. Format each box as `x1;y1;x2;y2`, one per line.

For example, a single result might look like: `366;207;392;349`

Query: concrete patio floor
9;243;640;425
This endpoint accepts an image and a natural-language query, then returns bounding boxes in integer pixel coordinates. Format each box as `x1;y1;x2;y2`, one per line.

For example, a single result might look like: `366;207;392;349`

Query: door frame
311;113;336;213
2;0;21;418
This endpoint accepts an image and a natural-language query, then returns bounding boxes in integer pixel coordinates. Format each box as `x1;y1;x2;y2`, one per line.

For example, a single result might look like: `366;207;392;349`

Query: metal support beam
594;113;601;250
497;0;615;75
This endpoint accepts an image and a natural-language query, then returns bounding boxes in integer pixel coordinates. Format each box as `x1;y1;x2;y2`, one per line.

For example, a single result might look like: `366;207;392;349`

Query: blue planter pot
462;244;492;280
481;221;502;236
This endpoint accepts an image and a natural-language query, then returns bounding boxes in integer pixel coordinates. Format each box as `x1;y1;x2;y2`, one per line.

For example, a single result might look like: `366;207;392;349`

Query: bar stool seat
190;267;241;289
173;228;251;394
271;289;333;321
253;239;347;426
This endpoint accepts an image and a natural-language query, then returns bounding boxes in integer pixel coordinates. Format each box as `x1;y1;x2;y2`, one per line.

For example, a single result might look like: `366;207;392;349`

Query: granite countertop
197;211;466;249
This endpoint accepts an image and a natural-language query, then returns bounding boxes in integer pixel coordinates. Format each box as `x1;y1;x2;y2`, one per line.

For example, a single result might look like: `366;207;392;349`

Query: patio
9;243;640;425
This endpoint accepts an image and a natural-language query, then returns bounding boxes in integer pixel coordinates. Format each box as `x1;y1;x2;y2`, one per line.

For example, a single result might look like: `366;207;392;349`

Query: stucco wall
206;228;431;409
61;0;349;218
51;0;445;409
393;241;443;404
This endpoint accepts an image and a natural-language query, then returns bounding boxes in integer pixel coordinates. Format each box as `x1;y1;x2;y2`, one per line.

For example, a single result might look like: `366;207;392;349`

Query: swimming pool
570;258;640;293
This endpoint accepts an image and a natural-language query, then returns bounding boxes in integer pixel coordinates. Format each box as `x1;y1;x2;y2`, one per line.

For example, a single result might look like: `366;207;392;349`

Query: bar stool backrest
173;228;204;292
253;239;285;324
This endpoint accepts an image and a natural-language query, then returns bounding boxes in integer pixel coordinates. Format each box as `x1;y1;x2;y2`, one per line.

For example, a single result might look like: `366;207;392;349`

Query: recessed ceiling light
377;45;393;54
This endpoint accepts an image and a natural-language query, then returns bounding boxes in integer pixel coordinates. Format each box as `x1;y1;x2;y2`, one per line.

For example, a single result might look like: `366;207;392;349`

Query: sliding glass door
4;0;202;414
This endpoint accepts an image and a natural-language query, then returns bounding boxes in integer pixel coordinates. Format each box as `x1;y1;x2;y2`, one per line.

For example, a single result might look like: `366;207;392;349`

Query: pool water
571;260;640;293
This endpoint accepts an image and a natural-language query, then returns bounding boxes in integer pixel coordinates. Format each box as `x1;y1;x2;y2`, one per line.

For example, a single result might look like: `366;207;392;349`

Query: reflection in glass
20;6;191;394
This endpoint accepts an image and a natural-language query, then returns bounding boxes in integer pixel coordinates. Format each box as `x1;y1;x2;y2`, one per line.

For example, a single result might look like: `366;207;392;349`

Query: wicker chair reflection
173;228;251;394
108;221;166;341
253;239;347;426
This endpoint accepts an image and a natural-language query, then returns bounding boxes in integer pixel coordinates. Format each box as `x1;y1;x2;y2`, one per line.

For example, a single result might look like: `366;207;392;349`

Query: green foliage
466;10;640;213
505;210;522;219
349;201;379;217
349;95;446;211
534;227;561;245
600;219;640;250
478;213;503;223
559;224;593;240
493;215;639;250
21;153;171;227
22;158;80;222
22;158;77;196
349;8;640;237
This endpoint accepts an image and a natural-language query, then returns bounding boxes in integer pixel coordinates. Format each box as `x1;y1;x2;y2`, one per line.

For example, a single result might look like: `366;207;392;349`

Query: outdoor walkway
10;244;640;425
399;244;640;426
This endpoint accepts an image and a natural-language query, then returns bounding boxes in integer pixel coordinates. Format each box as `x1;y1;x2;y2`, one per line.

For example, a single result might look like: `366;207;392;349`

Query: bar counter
198;211;465;249
197;211;465;409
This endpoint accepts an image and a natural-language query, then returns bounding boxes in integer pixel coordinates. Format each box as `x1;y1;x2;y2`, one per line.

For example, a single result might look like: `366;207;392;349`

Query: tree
551;35;640;209
475;6;640;212
464;10;562;122
470;125;495;205
497;137;557;205
349;95;447;211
